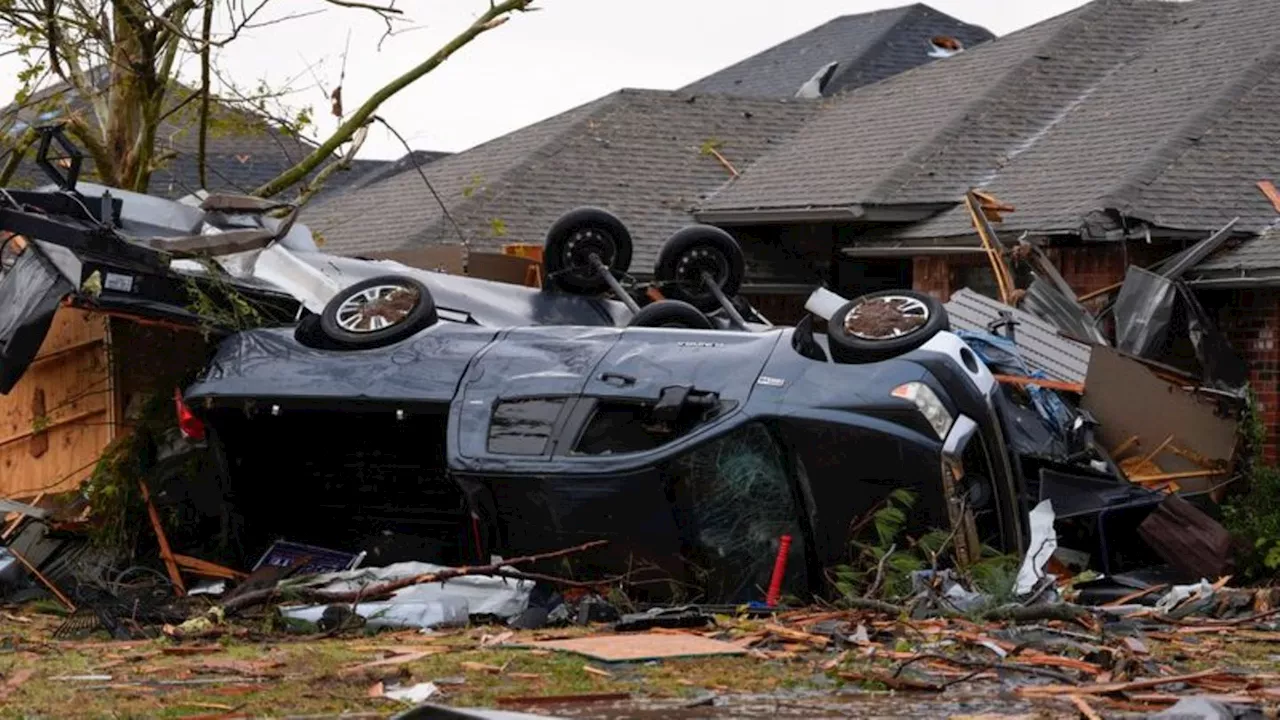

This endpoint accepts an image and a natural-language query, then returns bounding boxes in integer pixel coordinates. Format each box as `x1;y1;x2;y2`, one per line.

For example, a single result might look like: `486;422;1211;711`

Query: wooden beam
9;545;75;611
993;374;1085;394
172;553;248;581
139;479;186;596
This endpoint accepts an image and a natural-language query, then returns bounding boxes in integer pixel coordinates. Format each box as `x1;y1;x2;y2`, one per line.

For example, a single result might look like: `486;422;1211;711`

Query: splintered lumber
139;479;186;595
1016;669;1226;697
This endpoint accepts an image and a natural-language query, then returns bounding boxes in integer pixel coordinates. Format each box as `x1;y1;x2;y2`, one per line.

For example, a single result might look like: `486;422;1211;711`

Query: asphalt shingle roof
680;4;993;99
700;0;1280;243
304;89;820;272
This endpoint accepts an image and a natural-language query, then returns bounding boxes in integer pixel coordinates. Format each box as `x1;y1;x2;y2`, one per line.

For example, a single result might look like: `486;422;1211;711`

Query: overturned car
180;205;1028;604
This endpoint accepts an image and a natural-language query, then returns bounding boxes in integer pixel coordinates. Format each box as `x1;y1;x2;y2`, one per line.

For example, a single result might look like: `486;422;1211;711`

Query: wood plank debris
523;632;747;662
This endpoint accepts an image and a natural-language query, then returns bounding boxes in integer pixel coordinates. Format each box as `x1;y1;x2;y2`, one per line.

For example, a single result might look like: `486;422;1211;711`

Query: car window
663;422;807;603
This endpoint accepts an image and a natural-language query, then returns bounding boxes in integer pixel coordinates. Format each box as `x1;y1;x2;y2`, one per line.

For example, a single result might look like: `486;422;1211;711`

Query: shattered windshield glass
665;422;808;603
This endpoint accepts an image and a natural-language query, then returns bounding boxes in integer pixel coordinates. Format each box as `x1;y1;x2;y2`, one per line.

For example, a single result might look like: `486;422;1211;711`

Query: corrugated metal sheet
945;288;1092;384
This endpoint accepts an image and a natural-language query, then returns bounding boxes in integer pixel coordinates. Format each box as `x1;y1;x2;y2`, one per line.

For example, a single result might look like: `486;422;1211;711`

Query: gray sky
2;0;1090;160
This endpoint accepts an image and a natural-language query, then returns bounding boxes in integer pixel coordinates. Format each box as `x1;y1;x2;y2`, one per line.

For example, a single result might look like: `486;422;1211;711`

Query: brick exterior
913;257;953;301
1216;290;1280;465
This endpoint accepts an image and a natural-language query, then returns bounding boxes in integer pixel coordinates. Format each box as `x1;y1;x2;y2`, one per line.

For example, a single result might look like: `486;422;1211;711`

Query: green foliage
82;392;173;550
699;137;724;156
461;174;486;198
831;489;1020;606
1221;390;1280;579
183;260;267;339
489;217;508;238
831;490;925;600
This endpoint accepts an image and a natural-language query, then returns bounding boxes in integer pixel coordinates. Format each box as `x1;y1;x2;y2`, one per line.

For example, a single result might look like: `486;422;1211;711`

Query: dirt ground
2;603;1280;719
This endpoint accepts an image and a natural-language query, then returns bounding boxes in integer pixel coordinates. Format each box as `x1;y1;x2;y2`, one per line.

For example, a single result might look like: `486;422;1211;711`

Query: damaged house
302;4;994;320
688;0;1280;457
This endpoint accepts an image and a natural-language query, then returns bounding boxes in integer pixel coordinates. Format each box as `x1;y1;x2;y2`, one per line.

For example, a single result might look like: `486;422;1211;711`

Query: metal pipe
590;255;641;314
841;246;988;257
702;271;750;330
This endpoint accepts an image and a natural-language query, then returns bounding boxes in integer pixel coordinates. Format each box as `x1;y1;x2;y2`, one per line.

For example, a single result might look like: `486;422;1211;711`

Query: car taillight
174;388;206;441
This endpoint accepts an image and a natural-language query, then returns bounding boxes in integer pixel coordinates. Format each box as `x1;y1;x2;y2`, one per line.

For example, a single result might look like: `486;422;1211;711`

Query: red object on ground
174;388;206;440
765;534;793;607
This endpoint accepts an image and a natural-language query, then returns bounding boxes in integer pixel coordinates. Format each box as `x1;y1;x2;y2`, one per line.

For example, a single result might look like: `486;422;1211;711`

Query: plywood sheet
0;308;110;498
1081;345;1237;493
524;633;745;662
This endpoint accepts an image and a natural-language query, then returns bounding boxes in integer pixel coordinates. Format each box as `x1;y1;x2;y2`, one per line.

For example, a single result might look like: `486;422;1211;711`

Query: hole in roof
928;35;964;58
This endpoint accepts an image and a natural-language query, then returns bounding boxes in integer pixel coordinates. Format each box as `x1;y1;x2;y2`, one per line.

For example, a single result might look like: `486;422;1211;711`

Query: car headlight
891;381;954;439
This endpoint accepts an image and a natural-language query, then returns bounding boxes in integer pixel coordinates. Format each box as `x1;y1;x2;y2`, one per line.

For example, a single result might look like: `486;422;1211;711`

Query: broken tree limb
217;539;609;616
252;0;535;198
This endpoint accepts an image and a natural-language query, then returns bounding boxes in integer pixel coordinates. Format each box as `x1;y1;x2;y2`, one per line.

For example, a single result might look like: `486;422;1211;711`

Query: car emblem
756;375;785;387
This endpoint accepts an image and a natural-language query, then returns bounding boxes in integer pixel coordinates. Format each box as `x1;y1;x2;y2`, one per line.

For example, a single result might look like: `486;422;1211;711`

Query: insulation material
1081;346;1237;493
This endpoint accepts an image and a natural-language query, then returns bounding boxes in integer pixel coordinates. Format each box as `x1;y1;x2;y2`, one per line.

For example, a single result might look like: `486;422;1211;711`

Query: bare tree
0;0;535;196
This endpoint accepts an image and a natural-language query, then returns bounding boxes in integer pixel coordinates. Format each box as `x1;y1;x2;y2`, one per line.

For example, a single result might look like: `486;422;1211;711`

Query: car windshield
663;422;808;603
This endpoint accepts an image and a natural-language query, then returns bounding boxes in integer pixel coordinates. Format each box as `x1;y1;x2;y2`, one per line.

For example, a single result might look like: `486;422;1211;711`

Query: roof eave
1184;270;1280;289
695;202;950;226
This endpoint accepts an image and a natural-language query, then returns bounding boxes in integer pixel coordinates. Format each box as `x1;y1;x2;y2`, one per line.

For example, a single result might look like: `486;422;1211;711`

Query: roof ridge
859;0;1146;205
1099;26;1280;225
833;4;920;75
677;6;916;95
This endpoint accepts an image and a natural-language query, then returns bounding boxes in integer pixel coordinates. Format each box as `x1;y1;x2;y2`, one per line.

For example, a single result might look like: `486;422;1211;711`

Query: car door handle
599;372;635;387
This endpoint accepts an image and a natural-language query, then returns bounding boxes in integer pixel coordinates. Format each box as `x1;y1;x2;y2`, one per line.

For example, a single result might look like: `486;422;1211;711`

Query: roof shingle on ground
303;89;821;271
680;4;993;100
700;0;1280;242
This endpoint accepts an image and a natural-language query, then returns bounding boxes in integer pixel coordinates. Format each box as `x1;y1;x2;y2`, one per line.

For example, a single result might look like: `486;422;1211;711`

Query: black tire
628;299;713;329
319;275;438;349
293;312;346;350
542;207;633;295
827;289;948;364
653;225;745;313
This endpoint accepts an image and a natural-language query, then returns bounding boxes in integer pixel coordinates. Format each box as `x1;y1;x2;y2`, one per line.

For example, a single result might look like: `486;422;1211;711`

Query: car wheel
542;207;633;295
653;225;745;313
628;299;713;329
294;312;347;350
319;275;438;349
827;289;949;364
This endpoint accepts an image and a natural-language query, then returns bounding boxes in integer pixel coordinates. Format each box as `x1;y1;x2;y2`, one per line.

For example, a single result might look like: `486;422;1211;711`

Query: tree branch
290;122;369;209
320;0;403;14
197;0;213;188
0;127;40;186
252;0;535;198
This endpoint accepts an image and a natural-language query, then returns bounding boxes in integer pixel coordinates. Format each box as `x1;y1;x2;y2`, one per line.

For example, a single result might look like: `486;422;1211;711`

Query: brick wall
1216;290;1280;464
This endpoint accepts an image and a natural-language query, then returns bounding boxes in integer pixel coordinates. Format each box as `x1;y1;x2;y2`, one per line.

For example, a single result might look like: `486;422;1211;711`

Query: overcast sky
2;0;1091;160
